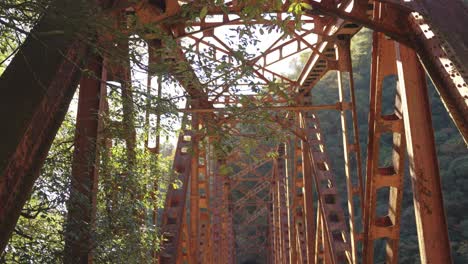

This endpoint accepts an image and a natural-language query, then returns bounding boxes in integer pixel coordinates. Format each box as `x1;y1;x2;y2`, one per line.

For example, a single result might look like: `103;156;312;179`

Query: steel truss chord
159;116;193;264
408;5;468;144
302;109;352;264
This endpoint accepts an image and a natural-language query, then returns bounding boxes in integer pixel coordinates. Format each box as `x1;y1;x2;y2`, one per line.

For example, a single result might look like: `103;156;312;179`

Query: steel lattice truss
0;0;467;264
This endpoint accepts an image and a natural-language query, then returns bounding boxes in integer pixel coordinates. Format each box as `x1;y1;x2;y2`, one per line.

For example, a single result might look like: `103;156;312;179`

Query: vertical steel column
395;42;453;264
277;143;292;264
287;138;298;264
197;135;212;263
292;114;309;263
300;92;318;262
223;174;235;264
64;56;105;264
272;164;282;263
362;32;406;264
267;209;272;264
189;104;200;263
302;112;352;263
314;205;323;263
159;115;193;264
215;157;234;264
180;211;190;263
334;36;365;263
284;140;297;264
211;159;223;264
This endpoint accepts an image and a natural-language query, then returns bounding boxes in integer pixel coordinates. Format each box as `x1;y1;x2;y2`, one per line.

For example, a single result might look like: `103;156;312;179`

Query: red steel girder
334;36;365;263
362;32;406;264
408;11;468;145
158;117;193;264
396;41;453;264
290;117;309;264
196;134;212;263
64;56;106;263
0;0;95;252
302;111;353;263
272;144;292;263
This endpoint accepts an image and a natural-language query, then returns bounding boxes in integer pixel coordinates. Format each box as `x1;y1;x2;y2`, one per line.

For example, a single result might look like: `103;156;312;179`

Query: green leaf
300;2;313;10
200;6;208;19
288;3;296;12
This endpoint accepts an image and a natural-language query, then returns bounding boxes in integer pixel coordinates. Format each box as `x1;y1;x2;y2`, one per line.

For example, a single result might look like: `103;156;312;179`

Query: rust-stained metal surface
396;41;453;264
362;32;406;264
64;57;105;263
0;1;92;251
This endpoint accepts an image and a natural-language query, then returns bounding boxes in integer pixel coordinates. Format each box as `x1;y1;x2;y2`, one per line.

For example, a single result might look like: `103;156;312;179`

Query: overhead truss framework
0;0;466;264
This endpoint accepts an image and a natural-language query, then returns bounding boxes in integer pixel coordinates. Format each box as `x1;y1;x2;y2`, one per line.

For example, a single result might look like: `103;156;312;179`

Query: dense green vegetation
1;91;176;263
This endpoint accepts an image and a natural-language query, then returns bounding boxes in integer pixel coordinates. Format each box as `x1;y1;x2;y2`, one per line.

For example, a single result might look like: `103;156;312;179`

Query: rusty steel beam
396;42;453;264
275;144;291;264
335;36;365;263
211;160;223;264
64;57;105;264
222;170;235;264
271;164;281;263
302;112;352;263
314;204;324;263
189;111;201;263
158;116;193;263
233;181;270;210
197;136;212;263
362;32;406;264
178;103;346;113
414;0;468;78
299;114;319;263
0;0;94;252
408;12;468;145
291;119;309;264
